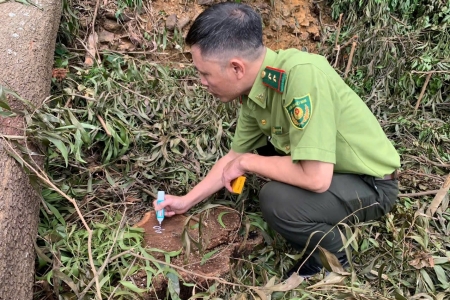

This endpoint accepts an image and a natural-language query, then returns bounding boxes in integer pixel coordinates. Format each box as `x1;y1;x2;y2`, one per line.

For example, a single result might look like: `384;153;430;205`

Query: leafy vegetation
0;0;449;299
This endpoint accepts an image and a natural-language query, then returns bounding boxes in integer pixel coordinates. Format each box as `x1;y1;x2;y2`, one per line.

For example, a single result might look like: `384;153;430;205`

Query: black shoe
285;254;349;279
285;256;322;279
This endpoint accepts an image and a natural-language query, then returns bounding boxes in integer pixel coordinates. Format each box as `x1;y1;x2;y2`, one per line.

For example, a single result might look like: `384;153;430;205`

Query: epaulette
261;66;286;93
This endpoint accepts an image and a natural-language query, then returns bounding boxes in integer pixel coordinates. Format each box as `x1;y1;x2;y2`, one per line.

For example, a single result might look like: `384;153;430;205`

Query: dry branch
335;13;343;49
333;13;343;68
91;0;102;63
411;70;450;74
344;39;357;78
426;174;450;217
97;115;111;136
398;190;440;198
414;73;432;114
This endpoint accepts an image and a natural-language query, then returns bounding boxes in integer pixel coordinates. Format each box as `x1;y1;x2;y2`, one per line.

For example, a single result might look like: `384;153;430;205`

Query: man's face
191;45;241;102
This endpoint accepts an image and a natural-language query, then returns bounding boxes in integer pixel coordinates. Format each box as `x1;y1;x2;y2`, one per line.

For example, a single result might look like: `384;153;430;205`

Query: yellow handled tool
231;176;246;194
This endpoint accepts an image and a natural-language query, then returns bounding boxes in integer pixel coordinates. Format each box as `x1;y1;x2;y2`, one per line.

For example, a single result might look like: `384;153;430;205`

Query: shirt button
261;120;266;125
285;145;290;151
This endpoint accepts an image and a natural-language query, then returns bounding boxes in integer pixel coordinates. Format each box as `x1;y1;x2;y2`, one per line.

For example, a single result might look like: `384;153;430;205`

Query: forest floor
23;0;450;299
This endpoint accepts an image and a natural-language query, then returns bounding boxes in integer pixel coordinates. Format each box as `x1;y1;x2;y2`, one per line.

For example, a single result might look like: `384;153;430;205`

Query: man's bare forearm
239;153;333;192
184;150;243;206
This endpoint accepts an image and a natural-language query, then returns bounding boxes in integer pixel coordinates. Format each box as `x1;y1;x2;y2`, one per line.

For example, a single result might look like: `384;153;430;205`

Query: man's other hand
222;155;246;192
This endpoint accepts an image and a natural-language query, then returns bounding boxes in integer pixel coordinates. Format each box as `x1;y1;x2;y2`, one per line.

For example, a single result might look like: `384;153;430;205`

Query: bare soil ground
84;0;334;66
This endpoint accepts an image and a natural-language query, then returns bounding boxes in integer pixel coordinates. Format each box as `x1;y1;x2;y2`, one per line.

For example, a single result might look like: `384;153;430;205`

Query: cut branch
335;13;343;49
398;190;440;198
411;70;450;74
344;38;358;78
426;174;450;217
91;0;101;64
97;115;111;136
333;13;343;68
414;73;432;114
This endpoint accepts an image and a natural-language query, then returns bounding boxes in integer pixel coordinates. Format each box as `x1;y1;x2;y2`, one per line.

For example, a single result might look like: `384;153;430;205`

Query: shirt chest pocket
270;132;291;155
248;105;273;137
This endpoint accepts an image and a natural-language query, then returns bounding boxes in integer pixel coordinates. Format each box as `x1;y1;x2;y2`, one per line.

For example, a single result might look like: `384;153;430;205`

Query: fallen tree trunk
0;1;61;299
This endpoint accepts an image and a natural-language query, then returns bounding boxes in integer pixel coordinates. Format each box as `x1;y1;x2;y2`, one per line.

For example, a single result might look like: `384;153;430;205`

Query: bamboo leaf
200;249;219;265
0;111;15;117
420;269;435;292
46;202;66;226
263;272;303;291
119;280;147;294
0;98;11;111
46;137;69;167
53;270;80;297
217;211;229;228
433;265;448;286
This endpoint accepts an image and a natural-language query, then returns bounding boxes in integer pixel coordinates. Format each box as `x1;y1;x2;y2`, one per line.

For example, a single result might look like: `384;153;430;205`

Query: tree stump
0;1;61;299
133;207;264;298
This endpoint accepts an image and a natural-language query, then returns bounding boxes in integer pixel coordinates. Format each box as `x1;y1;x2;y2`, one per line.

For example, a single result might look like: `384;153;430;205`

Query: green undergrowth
34;51;245;297
321;0;450;167
318;0;450;299
0;0;449;299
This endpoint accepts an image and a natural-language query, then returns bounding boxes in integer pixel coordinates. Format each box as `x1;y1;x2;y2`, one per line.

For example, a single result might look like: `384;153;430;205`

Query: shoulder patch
284;94;312;130
261;66;286;93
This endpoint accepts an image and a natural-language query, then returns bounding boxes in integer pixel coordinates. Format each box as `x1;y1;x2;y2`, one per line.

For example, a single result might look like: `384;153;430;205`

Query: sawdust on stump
132;207;264;298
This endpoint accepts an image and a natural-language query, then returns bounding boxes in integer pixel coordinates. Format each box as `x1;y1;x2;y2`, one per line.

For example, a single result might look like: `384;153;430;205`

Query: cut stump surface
133;207;264;296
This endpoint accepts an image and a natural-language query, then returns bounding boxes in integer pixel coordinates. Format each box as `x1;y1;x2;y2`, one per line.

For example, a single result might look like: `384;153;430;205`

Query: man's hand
228;153;334;193
152;150;244;217
222;154;246;192
153;195;191;217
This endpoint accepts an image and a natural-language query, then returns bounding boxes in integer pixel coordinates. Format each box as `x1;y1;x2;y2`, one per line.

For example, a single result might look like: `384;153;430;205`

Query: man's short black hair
186;2;264;60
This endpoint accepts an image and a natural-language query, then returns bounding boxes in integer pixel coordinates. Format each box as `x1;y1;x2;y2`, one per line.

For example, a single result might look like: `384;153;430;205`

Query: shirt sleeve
231;100;267;153
284;64;337;163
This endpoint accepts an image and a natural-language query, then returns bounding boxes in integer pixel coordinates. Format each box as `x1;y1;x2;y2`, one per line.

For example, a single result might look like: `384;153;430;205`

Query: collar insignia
261;66;286;93
256;93;265;102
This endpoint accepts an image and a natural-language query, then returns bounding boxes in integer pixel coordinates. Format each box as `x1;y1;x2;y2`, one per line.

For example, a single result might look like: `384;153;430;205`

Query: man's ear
230;59;245;79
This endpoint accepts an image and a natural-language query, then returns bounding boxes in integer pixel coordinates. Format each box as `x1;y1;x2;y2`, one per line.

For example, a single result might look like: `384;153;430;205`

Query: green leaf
420;269;436;292
105;170;116;187
99;274;111;288
393;292;408;300
217;211;229;228
0;110;16;117
167;271;181;299
119;280;147;294
434;265;448;286
53;270;79;297
68;110;91;144
200;249;219;265
0;100;11;111
0;85;8;104
46;137;69;167
46;202;66;226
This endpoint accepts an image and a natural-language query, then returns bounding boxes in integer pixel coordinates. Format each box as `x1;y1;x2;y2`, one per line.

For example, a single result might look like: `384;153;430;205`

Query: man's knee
259;181;286;220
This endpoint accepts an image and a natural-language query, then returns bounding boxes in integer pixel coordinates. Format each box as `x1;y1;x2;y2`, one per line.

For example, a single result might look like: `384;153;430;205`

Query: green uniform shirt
231;48;400;178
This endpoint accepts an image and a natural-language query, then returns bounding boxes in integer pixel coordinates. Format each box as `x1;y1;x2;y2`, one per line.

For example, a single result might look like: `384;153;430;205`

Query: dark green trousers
256;143;399;260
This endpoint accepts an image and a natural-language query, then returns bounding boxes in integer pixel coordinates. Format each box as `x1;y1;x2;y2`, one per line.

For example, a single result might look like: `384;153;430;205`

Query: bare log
0;0;61;298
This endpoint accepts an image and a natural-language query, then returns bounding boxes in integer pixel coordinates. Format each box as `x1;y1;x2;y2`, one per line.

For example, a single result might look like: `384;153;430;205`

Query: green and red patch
284;94;312;129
